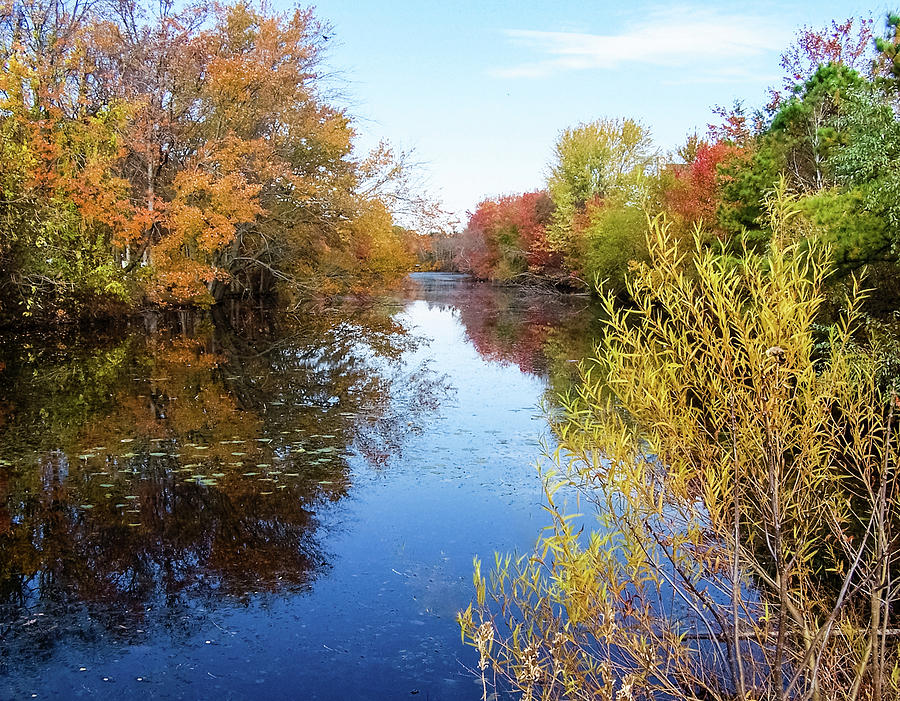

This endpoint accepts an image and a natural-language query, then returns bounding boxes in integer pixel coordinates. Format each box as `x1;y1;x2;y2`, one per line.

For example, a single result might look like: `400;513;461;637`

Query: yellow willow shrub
459;187;900;701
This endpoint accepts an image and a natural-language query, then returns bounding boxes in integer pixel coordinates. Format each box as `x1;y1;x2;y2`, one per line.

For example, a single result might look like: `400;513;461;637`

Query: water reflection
0;275;601;699
0;303;442;666
400;273;601;399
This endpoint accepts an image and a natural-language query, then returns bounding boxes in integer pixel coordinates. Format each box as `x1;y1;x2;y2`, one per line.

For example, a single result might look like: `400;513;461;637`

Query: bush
460;189;900;701
580;201;649;296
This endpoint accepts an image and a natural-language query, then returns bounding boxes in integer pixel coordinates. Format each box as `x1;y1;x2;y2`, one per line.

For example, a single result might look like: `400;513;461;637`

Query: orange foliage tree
0;0;142;314
666;141;740;231
0;0;421;318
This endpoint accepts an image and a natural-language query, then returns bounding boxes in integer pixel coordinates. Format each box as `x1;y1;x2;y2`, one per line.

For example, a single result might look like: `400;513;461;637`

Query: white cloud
492;6;792;80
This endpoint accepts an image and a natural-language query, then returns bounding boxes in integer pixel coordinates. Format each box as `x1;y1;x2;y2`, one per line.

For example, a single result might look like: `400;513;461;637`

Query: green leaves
546;118;657;263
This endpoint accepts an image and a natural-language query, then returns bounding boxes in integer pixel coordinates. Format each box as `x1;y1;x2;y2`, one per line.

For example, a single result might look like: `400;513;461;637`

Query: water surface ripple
0;272;597;700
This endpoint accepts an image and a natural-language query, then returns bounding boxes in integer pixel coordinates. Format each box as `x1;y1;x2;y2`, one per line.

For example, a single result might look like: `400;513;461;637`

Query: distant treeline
450;16;900;305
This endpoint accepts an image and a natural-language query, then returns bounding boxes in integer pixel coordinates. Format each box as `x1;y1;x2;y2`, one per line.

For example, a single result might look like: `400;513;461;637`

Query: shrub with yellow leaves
460;183;900;701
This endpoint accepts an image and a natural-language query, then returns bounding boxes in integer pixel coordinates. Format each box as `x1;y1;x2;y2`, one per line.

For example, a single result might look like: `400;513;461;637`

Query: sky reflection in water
0;273;598;700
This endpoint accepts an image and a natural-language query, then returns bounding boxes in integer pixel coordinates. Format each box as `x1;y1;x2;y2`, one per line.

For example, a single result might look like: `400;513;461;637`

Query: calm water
0;273;598;700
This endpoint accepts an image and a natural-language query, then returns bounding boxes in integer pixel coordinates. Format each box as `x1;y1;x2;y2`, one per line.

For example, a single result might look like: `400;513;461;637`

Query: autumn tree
541;118;658;292
546;118;656;256
91;0;209;269
0;0;423;318
769;17;876;110
667;140;738;231
458;191;558;282
0;0;138;316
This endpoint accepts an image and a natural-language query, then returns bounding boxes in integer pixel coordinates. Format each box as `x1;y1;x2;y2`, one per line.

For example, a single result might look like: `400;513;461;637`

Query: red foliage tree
667;142;740;229
769;17;875;110
459;191;558;280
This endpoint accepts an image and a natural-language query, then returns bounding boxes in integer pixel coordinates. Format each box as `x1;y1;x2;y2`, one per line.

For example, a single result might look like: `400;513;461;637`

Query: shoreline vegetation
0;0;449;326
458;12;900;701
6;5;900;324
7;0;900;698
444;16;900;318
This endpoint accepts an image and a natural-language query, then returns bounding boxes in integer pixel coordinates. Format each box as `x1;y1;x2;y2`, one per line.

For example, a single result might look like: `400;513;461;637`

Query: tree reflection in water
399;273;602;402
0;302;446;666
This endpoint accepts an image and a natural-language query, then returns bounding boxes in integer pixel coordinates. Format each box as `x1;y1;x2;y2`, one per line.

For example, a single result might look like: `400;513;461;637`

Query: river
0;273;599;700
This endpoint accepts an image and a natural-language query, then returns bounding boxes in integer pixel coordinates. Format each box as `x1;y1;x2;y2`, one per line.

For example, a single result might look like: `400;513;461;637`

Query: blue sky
300;0;885;221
